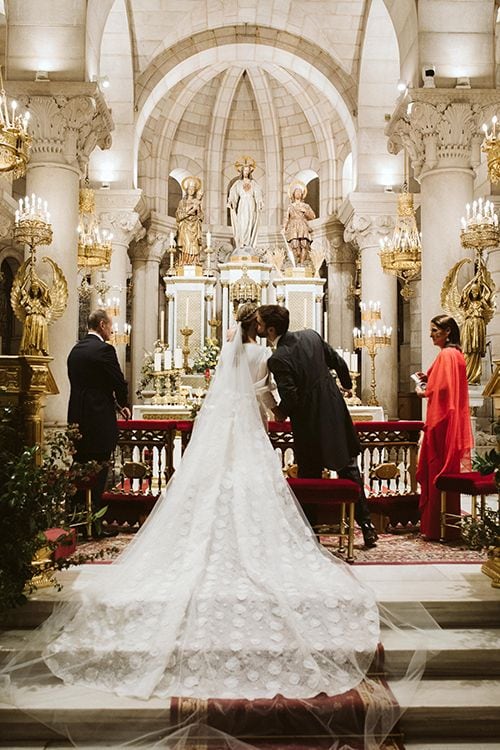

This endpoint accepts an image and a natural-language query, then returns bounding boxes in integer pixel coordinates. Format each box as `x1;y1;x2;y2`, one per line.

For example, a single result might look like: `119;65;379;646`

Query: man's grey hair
88;309;110;331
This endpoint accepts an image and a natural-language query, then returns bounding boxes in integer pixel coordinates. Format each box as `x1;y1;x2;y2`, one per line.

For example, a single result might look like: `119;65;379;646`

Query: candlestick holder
208;317;221;340
166;245;177;276
204;246;215;276
345;371;362;406
353;332;391;406
180;326;193;372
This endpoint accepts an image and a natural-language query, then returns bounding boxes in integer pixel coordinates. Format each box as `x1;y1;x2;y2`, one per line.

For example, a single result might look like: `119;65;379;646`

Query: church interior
0;1;500;748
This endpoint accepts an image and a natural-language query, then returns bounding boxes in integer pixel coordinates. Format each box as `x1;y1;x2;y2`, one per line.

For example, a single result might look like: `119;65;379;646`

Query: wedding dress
1;326;434;748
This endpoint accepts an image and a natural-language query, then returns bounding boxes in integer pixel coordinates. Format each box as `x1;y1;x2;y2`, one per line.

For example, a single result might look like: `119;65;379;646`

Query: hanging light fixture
379;181;422;300
0;68;31;177
77;180;113;269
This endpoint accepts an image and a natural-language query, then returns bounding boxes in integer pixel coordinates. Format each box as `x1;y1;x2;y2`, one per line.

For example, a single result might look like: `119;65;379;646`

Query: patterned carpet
72;527;485;566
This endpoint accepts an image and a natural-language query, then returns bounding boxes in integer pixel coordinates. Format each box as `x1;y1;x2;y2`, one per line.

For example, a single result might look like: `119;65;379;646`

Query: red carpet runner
170;646;405;749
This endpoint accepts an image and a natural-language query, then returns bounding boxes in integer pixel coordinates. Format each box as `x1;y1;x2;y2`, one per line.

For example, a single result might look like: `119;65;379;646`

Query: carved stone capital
8;81;113;173
129;230;167;265
100;211;145;247
386;88;500;180
343;213;394;251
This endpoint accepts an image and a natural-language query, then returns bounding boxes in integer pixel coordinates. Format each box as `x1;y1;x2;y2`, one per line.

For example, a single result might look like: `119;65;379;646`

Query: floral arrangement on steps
0;405;101;610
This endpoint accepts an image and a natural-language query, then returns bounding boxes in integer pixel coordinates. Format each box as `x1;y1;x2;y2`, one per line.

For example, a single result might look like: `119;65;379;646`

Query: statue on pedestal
283;182;315;266
176;176;203;265
227;156;263;251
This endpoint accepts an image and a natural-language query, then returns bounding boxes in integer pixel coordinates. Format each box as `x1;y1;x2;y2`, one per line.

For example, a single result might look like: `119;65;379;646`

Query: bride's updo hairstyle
236;302;258;342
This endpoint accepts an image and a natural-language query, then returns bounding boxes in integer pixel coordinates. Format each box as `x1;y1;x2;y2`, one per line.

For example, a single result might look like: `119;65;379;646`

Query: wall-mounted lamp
422;65;436;88
35;70;50;82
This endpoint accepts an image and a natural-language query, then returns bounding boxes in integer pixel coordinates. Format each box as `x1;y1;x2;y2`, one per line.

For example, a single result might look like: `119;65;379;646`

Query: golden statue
441;257;496;384
11;257;68;356
176;176;204;265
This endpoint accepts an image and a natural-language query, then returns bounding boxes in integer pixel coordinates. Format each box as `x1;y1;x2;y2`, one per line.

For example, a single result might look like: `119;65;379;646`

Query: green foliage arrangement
461;420;500;551
0;406;98;611
136;351;155;398
192;337;220;373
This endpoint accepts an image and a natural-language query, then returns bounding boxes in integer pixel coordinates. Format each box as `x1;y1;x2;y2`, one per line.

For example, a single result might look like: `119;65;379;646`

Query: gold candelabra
379;184;421;300
0;66;31;177
460;197;500;254
354;302;392;406
180;326;193;372
109;323;131;347
151;368;183;405
14;195;53;255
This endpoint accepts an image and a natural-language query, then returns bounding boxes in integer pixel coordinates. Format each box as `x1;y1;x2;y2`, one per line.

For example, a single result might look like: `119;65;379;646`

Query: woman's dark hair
431;314;461;349
257;305;290;336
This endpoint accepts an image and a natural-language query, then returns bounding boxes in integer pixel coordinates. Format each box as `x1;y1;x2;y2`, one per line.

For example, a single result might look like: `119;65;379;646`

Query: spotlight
397;80;407;94
99;75;110;90
422;65;436;88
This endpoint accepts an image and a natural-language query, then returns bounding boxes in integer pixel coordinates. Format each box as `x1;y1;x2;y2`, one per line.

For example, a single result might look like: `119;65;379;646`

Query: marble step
1;678;500;742
2;627;499;679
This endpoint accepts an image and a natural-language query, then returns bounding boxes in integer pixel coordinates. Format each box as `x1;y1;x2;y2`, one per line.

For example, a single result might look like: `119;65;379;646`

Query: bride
1;303;430;748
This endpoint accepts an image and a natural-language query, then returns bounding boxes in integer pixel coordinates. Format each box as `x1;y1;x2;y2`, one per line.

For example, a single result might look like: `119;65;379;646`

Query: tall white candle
174;348;183;369
350;353;358;372
169;231;175;248
154;352;162;372
206;231;211;248
164;349;172;370
160;310;165;343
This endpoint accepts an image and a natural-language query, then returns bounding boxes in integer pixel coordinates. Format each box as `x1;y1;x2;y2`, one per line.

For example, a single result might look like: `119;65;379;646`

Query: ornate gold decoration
230;267;261;307
0;67;31;177
481;117;500;184
234;155;256;172
460;197;500;252
441;257;496;384
11;257;68;357
109;323;131;347
77;182;113;269
180;326;193;373
181;175;202;193
14;195;53;249
353;303;392;406
379;184;421;300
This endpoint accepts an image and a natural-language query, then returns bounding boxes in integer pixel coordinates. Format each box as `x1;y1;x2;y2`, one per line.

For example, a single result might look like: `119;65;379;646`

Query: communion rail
108;419;423;529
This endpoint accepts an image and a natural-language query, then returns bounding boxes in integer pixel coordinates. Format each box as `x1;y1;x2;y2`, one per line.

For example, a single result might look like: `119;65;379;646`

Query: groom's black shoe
361;523;378;548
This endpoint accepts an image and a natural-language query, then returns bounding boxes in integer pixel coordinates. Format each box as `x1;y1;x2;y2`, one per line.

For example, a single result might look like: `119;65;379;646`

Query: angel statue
282;181;316;266
11;257;68;357
176;176;204;265
441;258;496;384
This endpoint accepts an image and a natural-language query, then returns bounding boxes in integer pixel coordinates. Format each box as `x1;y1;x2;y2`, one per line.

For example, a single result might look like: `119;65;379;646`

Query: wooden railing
113;419;423;499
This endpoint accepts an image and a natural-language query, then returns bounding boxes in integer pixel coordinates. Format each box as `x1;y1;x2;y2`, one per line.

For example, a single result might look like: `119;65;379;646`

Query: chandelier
77;183;113;269
481;117;500;184
0;68;31;177
230;267;261;308
460;197;499;253
379;183;422;300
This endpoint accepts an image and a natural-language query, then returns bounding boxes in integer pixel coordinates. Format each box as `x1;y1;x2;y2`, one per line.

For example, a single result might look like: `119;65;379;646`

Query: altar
132;402;384;422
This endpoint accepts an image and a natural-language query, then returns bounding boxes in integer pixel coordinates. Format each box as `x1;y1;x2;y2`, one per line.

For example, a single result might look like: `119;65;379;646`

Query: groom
256;304;378;548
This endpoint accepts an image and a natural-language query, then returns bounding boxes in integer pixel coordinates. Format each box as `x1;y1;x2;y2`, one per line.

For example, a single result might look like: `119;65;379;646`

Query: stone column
387;89;500;370
10;82;113;426
343;195;398;417
129;231;166;400
95;189;145;371
322;217;357;350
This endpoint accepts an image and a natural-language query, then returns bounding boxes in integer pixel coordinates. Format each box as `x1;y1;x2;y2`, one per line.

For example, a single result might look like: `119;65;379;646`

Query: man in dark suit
68;309;131;535
256;304;378;547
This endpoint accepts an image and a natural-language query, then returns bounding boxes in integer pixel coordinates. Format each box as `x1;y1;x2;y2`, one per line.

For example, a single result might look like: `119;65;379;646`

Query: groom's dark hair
258;305;290;336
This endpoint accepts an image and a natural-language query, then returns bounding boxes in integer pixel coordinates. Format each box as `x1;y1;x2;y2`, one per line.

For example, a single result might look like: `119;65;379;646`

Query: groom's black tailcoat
67;334;129;510
267;329;361;475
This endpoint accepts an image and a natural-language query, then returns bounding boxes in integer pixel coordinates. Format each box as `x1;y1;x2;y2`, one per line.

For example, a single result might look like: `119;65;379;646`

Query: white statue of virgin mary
227;156;263;251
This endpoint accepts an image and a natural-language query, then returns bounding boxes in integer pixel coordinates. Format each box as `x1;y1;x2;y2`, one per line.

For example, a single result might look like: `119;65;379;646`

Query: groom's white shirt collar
88;331;104;342
271;334;282;349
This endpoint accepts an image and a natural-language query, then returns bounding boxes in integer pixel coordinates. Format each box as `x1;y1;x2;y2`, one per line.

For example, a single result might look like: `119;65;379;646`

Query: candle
342;350;351;368
185;298;190;326
174;348;183;369
169;231;175;248
206;231;211;248
160;310;165;344
164;349;172;370
350;353;358;372
154;352;162;372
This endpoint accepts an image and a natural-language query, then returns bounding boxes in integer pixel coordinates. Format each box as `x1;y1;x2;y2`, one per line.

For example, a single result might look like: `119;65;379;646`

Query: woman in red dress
415;315;473;541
